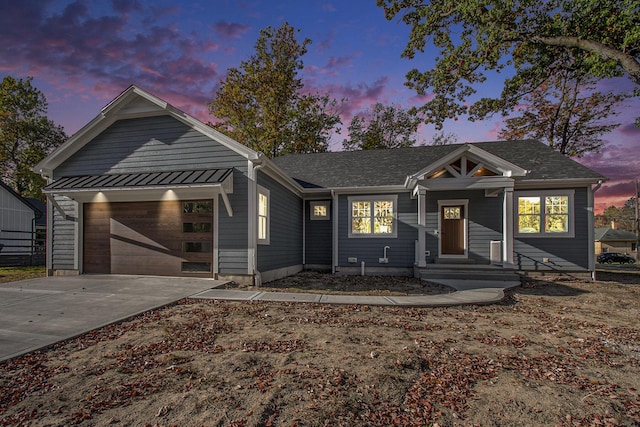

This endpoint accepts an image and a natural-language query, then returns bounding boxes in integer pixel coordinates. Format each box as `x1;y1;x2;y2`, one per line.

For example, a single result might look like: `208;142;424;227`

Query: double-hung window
515;190;574;237
258;186;270;244
348;195;397;238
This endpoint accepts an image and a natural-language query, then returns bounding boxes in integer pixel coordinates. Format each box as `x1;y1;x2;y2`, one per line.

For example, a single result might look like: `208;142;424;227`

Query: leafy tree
499;67;627;157
596;200;636;232
429;130;458;146
0;76;66;199
378;0;640;127
208;23;342;157
343;103;421;150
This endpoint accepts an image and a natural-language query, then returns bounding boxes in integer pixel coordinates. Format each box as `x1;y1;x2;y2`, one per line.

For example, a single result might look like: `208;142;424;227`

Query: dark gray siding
513;187;590;270
257;173;303;271
51;196;76;270
305;200;332;266
425;190;503;264
51;116;250;275
338;193;417;267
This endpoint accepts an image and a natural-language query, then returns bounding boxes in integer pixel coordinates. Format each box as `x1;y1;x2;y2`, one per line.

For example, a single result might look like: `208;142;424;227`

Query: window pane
183;201;212;213
258;216;267;240
545;196;568;214
545;215;568;233
518;197;540;215
518;215;540;233
444;207;461;220
314;205;327;217
258;193;268;216
352;201;370;218
374;201;393;217
374;216;393;234
352;217;371;234
183;222;212;233
183;242;212;253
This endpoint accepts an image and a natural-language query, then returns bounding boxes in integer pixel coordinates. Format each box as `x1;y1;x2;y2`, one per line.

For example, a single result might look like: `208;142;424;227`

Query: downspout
249;159;266;285
590;180;603;281
331;189;338;275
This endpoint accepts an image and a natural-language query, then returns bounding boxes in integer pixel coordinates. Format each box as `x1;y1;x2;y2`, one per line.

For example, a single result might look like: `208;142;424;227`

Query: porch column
503;187;514;268
416;187;427;267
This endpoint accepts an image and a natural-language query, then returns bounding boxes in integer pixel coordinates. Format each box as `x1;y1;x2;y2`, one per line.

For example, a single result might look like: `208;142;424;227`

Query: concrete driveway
0;275;226;361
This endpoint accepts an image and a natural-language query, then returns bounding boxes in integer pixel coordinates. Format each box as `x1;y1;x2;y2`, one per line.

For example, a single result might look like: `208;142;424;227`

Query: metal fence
0;228;45;266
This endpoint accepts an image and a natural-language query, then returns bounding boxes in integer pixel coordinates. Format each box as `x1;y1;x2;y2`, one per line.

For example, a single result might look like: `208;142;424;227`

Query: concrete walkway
0;275;225;361
191;279;521;307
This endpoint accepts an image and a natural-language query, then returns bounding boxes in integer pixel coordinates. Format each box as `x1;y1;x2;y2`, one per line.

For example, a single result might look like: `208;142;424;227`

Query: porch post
416;187;427;267
503;187;514;268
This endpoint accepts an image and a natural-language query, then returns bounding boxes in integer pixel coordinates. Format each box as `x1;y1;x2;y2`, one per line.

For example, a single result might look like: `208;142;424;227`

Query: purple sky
1;0;638;212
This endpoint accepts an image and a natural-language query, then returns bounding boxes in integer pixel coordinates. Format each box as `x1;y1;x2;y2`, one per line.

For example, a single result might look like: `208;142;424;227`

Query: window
182;242;212;253
310;201;330;220
183;222;212;233
258;186;270;244
515;191;574;237
348;196;397;238
183;201;212;213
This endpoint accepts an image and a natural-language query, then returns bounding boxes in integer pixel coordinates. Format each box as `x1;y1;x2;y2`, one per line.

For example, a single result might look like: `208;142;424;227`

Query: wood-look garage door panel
83;200;213;277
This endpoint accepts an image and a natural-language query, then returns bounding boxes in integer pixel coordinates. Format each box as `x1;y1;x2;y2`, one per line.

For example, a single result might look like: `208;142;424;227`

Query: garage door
83;200;214;277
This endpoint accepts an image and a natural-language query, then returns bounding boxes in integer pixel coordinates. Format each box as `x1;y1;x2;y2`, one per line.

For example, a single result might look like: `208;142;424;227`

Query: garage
83;199;214;277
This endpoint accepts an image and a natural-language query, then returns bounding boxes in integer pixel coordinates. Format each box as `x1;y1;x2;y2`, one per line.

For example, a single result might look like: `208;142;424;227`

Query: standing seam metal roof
44;168;233;191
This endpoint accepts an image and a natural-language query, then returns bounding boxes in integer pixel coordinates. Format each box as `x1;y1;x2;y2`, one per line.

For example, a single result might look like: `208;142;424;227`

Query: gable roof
0;181;40;214
33;85;260;177
595;227;638;242
272;140;605;189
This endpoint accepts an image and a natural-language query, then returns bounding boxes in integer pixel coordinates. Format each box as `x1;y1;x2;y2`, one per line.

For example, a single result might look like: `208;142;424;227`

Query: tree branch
532;36;640;84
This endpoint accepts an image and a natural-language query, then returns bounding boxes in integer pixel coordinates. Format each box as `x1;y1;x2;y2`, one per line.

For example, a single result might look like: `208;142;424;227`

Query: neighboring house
595;227;638;259
34;86;605;284
0;181;44;266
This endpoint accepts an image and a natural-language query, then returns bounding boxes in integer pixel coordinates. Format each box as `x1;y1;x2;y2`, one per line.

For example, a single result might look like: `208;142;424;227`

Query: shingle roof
595;227;638;242
44;169;233;192
272;140;605;189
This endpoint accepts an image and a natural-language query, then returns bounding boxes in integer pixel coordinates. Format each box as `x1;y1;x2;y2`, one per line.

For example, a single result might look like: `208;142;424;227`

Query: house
34;86;605;284
0;181;44;266
595;226;638;259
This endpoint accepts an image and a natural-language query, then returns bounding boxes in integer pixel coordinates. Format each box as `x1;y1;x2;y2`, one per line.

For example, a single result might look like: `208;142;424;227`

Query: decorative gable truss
405;144;528;195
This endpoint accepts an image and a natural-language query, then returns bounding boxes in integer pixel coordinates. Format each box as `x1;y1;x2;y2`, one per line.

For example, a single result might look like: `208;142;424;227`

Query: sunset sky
1;0;638;212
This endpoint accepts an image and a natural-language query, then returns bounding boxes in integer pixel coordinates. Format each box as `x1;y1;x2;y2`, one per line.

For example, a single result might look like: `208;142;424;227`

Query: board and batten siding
0;186;35;255
304;200;332;266
338;192;417;268
425;190;503;264
50;115;250;275
513;187;590;270
256;173;303;272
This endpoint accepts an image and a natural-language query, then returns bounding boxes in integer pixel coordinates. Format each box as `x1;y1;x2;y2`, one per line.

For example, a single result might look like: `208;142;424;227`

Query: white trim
213;195;219;276
416;187;427;267
332;190;338;274
420;176;515;191
74;200;81;271
514;190;575;238
310;201;330;220
247;160;258;275
515;179;603;189
405;144;528;188
587;185;595;272
257;185;270;245
503;188;514;268
347;195;398;239
437;199;469;259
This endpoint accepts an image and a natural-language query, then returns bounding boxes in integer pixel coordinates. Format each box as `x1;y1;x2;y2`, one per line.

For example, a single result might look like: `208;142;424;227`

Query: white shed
0;181;42;264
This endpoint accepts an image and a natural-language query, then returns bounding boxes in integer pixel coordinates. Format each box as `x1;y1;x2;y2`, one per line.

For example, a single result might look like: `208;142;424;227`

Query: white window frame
348;195;398;238
514;190;575;238
310;201;330;221
257;185;270;245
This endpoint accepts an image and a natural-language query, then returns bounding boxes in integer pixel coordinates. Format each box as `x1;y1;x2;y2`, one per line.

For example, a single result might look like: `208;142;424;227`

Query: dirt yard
1;271;639;426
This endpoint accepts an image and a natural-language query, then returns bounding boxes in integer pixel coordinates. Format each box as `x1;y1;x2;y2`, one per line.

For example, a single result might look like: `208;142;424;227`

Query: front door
440;205;465;256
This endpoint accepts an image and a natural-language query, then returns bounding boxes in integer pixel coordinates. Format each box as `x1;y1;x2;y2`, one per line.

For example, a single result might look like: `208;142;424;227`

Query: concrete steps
419;264;521;284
